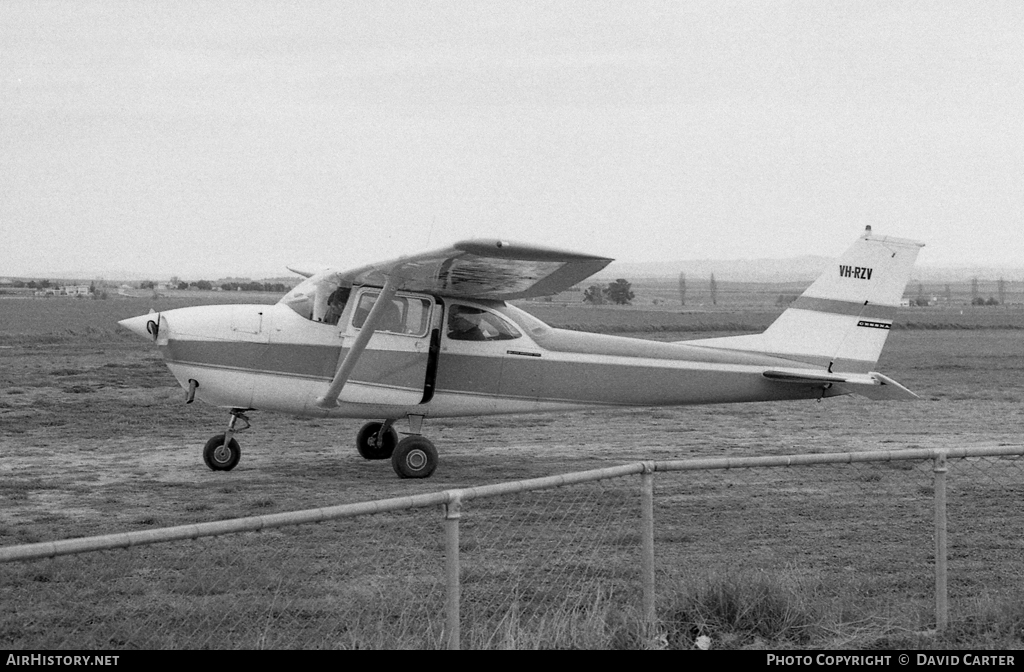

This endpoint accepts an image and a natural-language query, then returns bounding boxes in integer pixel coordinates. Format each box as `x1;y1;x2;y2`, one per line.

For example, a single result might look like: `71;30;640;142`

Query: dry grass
2;294;1024;648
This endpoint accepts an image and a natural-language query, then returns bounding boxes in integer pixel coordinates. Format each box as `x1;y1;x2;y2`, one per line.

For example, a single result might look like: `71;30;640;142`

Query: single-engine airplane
120;227;924;479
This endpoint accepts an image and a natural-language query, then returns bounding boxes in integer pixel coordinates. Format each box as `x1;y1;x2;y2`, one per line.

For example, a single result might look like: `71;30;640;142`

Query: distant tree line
219;281;290;293
583;279;635;305
138;280;290;292
9;279;53;289
2;279;109;299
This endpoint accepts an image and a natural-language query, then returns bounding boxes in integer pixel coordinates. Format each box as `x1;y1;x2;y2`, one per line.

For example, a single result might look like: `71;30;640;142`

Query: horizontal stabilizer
763;370;850;385
844;372;919;401
763;369;918;401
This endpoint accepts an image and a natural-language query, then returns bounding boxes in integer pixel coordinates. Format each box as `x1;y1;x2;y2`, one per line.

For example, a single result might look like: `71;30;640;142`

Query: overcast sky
2;1;1022;279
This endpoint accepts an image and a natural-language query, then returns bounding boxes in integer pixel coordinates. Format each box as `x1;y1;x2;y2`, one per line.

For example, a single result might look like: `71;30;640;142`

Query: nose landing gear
203;409;249;471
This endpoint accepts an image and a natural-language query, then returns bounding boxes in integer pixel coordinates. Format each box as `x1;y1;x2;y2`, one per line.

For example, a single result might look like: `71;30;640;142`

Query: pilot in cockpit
322;287;350;326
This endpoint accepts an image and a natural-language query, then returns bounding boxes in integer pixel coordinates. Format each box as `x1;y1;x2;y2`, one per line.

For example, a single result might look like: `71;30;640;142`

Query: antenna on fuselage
426;216;437;249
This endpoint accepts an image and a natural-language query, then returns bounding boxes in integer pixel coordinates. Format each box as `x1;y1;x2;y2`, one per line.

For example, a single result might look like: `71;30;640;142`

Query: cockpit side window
352;291;432;336
447;305;522;341
502;303;552;337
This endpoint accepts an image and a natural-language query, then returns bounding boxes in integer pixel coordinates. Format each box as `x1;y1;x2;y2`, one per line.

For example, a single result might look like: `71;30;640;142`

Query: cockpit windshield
279;273;350;326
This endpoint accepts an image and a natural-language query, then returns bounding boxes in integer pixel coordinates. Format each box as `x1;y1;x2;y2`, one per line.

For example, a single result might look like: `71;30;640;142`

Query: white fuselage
123;293;833;423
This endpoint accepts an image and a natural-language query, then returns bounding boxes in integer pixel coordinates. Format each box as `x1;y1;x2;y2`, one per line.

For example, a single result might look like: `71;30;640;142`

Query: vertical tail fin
690;228;925;373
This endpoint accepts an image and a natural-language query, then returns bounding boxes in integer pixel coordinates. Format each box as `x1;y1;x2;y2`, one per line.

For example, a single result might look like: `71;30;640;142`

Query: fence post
444;493;463;650
641;462;656;636
933;452;948;632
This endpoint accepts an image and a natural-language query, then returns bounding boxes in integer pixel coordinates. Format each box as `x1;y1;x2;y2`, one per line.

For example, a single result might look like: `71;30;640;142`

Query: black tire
356;422;398;460
203;434;241;471
391;436;438;479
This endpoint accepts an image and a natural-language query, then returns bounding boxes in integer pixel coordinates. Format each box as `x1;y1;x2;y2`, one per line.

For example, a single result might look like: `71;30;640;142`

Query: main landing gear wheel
356;421;399;460
391;436;438;479
203;434;241;471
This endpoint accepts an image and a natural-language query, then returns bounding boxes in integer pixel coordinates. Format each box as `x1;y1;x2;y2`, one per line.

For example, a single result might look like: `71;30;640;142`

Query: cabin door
336;289;437;406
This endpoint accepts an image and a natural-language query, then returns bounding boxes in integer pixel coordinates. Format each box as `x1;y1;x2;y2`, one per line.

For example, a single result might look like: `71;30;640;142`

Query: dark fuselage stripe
164;337;834;408
164;340;428;391
791;296;896;321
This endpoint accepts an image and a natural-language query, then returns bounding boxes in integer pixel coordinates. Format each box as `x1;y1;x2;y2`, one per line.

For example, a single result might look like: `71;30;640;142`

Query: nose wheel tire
391;436;438;479
356;422;399;460
203;434;241;471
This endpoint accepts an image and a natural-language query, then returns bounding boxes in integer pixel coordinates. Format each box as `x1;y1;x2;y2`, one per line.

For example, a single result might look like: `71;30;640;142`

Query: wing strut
315;276;400;409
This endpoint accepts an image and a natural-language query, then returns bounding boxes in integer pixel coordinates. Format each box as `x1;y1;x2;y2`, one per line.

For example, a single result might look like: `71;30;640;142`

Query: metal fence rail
2;445;1022;649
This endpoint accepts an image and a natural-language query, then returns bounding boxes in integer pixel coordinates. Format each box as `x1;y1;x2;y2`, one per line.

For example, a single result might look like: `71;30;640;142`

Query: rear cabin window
352;292;431;336
447;305;522;341
502;304;553;337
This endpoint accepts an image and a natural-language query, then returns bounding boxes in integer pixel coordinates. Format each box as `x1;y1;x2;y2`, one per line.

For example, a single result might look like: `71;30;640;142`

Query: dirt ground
1;297;1022;546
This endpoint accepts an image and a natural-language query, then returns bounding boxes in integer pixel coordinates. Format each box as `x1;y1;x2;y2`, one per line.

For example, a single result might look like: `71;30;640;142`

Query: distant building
62;285;91;296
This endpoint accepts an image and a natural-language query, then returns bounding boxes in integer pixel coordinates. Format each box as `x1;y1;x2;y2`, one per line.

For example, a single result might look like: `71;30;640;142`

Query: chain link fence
2;515;449;649
2;446;1022;649
455;474;643;648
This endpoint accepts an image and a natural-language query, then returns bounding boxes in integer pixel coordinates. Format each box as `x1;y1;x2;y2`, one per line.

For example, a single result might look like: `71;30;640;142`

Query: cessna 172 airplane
119;227;923;479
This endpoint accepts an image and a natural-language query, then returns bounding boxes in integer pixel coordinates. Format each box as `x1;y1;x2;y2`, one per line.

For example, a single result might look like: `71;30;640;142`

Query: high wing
309;239;611;408
335;239;613;300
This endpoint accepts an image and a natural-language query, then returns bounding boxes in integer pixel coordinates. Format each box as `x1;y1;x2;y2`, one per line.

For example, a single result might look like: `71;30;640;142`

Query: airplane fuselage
141;296;832;422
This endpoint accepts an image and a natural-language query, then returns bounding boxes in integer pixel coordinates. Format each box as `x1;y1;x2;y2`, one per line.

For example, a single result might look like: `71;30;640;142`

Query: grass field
1;293;1023;649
